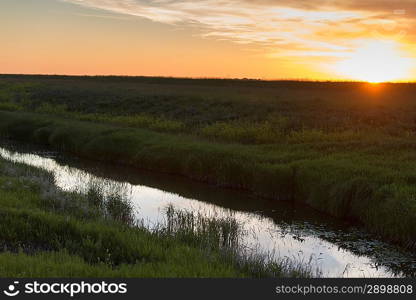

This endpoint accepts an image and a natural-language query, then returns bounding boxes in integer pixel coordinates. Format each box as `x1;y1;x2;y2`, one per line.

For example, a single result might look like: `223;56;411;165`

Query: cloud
75;12;134;20
61;0;416;57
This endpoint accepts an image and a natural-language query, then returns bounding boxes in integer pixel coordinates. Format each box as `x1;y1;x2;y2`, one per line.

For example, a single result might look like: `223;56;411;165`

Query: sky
1;0;416;81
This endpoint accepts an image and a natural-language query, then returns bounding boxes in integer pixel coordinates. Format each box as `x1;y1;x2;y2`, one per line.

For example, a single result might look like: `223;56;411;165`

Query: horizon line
1;73;416;84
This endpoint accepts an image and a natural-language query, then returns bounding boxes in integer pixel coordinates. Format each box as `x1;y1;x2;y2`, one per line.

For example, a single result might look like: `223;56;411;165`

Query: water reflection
0;141;414;278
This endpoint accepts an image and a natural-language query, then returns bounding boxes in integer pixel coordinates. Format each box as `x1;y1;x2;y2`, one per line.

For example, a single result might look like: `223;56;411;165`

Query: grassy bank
0;158;314;277
0;75;415;251
0;111;415;251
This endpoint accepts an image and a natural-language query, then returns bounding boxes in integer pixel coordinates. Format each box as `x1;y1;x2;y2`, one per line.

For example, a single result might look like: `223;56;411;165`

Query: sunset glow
335;41;413;83
1;0;416;81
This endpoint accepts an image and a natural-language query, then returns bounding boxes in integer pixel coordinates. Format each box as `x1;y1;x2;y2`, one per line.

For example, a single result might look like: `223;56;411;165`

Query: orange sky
1;0;416;81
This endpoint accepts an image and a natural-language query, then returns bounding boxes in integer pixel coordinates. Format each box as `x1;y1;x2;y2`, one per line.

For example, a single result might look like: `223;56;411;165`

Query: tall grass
156;205;319;278
0;110;415;250
0;76;415;250
0;158;317;277
2;75;416;144
161;205;241;251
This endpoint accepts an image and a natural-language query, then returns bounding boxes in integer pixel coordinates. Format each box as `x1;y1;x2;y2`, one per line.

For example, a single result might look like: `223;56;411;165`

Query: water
0;141;415;278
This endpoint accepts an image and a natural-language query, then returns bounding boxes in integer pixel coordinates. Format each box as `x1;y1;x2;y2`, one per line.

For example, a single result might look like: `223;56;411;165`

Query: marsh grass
0;110;415;250
0;102;24;112
0;159;135;225
33;102;185;134
0;158;317;277
105;189;135;226
86;182;105;210
3;75;416;144
156;204;319;278
200;120;286;144
0;75;415;250
160;205;241;251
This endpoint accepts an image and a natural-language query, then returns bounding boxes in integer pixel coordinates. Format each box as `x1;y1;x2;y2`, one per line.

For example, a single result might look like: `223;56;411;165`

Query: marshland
0;75;415;277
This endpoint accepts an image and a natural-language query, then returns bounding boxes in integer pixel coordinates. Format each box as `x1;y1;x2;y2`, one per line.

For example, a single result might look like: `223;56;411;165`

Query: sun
336;41;411;83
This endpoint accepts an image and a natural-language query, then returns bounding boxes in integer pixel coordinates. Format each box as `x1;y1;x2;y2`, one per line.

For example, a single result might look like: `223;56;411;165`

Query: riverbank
0;157;315;277
0;110;415;252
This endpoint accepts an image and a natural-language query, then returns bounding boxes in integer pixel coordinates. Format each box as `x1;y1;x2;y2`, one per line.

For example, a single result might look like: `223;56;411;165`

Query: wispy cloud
74;12;133;20
61;0;416;57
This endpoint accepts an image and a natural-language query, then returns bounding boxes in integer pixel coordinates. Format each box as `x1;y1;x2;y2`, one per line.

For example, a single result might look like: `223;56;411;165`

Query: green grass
0;110;415;251
2;74;416;143
0;159;314;278
0;75;415;251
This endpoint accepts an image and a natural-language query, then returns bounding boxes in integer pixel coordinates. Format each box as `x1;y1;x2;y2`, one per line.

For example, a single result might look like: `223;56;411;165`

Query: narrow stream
0;140;415;278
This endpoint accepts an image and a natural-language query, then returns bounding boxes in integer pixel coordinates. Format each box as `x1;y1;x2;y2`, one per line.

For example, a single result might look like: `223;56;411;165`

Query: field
0;74;415;254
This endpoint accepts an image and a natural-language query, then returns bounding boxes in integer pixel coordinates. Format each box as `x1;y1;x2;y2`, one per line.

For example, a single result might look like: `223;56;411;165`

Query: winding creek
0;140;415;278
